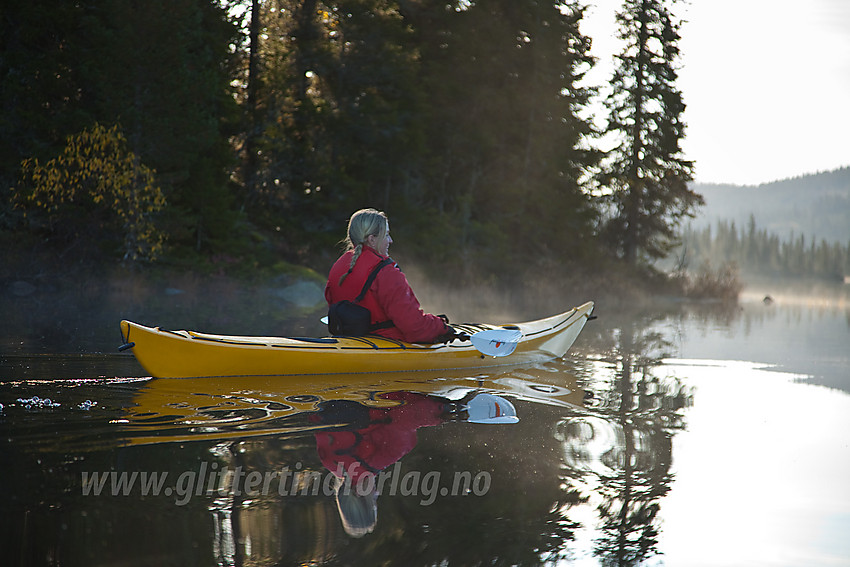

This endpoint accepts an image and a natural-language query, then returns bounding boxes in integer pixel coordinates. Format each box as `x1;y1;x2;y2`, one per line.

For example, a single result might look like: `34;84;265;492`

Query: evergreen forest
693;167;850;245
678;218;850;282
3;0;700;288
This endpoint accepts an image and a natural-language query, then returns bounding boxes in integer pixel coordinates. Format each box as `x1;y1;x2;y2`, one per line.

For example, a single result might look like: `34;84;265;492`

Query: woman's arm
373;266;449;343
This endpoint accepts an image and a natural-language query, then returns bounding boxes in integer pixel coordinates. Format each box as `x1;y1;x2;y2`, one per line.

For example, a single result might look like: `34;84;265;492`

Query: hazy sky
581;0;850;186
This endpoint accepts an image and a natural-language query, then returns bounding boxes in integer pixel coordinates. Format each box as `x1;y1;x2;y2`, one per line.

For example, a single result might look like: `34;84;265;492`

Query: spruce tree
599;0;702;265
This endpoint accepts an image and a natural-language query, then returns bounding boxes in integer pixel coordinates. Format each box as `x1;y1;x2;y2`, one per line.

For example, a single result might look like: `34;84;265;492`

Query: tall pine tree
599;0;701;265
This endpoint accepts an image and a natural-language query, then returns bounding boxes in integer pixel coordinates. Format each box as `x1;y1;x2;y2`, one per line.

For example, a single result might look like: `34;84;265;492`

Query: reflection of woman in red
309;391;518;537
313;392;446;483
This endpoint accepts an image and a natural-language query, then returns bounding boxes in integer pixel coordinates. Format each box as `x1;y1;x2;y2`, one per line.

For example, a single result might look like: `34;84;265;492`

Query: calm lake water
1;285;848;566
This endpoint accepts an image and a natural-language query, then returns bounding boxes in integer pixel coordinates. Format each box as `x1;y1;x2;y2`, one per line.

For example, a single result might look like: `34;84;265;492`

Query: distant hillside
691;167;850;244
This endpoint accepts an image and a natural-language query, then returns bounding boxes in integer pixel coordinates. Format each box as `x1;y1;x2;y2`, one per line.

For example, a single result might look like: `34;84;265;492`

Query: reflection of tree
559;316;692;566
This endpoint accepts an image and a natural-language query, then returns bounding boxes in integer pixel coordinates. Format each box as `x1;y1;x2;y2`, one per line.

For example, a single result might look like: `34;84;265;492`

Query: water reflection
3;294;849;565
200;390;520;564
121;365;585;447
125;368;581;565
311;391;517;537
661;295;850;394
558;319;693;566
1;326;697;566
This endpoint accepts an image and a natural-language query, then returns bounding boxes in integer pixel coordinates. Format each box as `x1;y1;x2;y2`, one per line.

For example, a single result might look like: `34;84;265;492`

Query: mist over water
684;278;850;392
0;260;614;354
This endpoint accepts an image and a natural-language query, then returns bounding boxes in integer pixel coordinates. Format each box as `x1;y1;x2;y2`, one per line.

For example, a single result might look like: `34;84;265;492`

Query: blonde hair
338;208;389;285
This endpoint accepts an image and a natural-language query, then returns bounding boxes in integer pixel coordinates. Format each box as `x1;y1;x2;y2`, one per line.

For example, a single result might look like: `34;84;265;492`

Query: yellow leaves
318;8;338;30
18;122;167;262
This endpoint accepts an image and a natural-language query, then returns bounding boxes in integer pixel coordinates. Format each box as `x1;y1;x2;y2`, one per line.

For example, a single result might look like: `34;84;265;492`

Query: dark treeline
1;0;699;285
679;217;850;281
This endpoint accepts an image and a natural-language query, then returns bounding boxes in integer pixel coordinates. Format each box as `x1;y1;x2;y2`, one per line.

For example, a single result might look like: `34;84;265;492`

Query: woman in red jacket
325;208;450;343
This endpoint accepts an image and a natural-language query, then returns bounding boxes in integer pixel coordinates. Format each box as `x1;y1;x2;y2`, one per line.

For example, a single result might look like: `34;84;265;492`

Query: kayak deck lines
523;306;582;338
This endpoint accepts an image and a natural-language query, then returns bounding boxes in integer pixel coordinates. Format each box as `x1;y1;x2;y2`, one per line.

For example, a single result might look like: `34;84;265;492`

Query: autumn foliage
17;123;166;261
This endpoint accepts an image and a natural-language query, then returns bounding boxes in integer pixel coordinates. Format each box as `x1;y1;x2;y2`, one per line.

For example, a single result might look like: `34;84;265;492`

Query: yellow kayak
119;301;594;378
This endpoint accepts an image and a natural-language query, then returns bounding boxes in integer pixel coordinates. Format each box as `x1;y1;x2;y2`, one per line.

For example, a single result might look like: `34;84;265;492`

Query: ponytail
338;243;363;285
337;209;388;285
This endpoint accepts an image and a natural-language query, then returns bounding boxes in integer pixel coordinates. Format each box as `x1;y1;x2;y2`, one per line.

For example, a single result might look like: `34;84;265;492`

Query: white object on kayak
469;328;523;357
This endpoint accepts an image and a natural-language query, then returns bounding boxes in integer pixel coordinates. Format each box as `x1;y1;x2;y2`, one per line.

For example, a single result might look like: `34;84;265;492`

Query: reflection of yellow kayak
120;302;593;378
124;362;587;446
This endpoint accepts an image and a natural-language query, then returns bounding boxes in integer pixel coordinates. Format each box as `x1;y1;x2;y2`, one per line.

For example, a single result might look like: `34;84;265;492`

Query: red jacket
325;246;448;343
